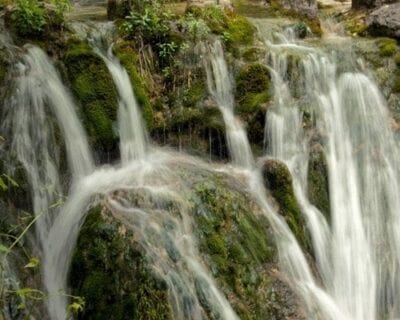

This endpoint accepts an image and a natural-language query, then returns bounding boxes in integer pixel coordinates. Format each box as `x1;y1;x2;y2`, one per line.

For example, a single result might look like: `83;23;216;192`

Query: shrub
12;0;46;37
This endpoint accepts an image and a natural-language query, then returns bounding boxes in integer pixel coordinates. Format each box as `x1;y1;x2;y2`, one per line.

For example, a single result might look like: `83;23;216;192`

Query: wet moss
307;145;330;220
241;47;265;62
113;41;154;129
236;63;271;114
225;11;255;46
190;175;277;317
182;80;206;108
188;6;255;48
63;39;119;154
69;206;172;320
262;159;311;252
393;69;400;93
377;38;398;57
395;53;400;66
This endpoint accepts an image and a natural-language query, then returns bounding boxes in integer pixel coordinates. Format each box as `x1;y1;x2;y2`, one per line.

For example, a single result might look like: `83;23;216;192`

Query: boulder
276;0;318;19
366;3;400;39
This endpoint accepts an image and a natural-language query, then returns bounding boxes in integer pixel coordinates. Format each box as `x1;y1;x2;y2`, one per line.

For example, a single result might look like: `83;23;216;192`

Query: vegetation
377;38;398;57
7;0;70;38
262;160;311;252
63;39;119;156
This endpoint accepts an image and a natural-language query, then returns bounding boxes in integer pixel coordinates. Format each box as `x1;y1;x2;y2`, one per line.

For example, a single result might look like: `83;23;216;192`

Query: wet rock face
366;3;400;39
276;0;318;19
69;171;305;319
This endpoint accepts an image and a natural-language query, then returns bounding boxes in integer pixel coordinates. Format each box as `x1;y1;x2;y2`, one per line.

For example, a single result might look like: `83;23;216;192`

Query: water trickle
201;40;254;168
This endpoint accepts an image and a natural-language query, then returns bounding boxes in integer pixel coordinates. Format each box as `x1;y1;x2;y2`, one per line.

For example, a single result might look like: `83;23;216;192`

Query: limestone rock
366;3;400;39
276;0;318;19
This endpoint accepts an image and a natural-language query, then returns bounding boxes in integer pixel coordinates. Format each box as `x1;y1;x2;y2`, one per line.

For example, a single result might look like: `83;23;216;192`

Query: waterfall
255;18;400;320
98;47;149;163
201;40;254;168
11;34;237;319
2;46;93;246
202;38;337;318
73;21;149;163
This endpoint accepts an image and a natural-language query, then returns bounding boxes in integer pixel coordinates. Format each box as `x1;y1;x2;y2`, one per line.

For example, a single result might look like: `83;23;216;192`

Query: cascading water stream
96;47;149;162
72;22;149;163
201;38;341;318
201;40;254;168
27;31;238;319
255;18;400;319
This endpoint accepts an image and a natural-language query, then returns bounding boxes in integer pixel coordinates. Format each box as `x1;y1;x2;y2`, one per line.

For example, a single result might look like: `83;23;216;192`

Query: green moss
190;175;277;317
241;47;265;62
188;6;255;48
393;69;400;93
236;63;271;113
70;207;172;320
0;64;6;84
63;39;119;153
307;146;330;220
377;38;398;57
113;41;154;129
394;53;400;67
225;11;255;46
182;80;206;108
262;160;311;252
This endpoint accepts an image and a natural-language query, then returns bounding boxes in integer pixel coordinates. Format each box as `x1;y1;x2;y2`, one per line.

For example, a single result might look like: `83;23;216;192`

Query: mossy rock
262;159;311;252
377;38;398;57
393;69;400;93
307;144;330;220
190;173;299;318
236;63;271;114
69;170;302;319
241;47;266;62
113;41;154;129
69;206;173;320
63;39;119;155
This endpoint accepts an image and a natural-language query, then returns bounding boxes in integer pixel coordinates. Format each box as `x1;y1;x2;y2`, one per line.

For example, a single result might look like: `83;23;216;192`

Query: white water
44;150;239;320
72;22;149;162
98;47;149;162
2;47;93;248
202;38;338;318
256;18;400;319
201;40;254;168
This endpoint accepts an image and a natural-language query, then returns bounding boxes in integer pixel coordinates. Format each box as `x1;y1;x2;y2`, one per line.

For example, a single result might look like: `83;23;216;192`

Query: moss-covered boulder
69;207;172;320
262;159;310;252
63;39;119;157
307;144;330;220
70;170;303;319
236;63;271;114
235;63;270;146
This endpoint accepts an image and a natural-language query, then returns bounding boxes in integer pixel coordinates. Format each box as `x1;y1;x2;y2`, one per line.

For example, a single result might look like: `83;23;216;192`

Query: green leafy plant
51;0;71;24
123;6;172;44
12;0;46;37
